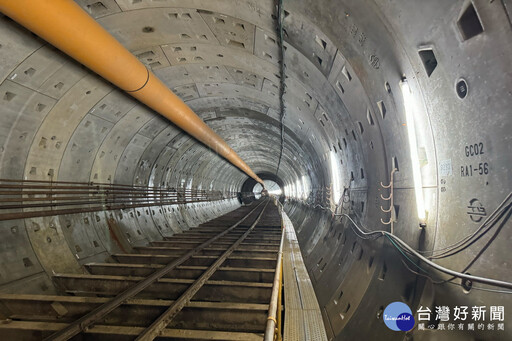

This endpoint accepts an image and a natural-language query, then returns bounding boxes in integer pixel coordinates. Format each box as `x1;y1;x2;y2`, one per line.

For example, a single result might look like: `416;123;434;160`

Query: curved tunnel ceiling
0;0;344;193
0;0;511;340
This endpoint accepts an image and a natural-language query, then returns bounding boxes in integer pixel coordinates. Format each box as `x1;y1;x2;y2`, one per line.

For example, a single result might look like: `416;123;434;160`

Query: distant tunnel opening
253;179;282;199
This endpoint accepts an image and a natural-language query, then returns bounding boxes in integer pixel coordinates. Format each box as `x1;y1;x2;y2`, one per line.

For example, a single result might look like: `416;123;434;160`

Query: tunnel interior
255;180;281;195
0;0;510;340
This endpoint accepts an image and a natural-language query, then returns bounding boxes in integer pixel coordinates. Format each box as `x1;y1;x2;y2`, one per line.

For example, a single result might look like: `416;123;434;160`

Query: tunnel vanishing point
0;0;510;340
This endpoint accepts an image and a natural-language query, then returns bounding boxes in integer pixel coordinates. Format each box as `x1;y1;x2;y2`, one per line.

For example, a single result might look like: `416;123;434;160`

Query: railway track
0;198;284;340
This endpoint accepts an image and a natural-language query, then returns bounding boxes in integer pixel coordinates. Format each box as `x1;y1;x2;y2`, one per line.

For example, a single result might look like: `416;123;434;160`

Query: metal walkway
0;199;285;340
281;209;328;341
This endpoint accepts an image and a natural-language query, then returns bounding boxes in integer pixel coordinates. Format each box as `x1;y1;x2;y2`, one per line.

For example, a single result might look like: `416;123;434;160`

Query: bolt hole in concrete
376;306;384;319
457;2;484;41
418;48;437;77
462;272;473;293
456;78;468;99
385;81;391;93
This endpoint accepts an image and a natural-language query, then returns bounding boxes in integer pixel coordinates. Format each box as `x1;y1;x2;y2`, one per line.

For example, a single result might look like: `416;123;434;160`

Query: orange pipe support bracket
0;0;264;185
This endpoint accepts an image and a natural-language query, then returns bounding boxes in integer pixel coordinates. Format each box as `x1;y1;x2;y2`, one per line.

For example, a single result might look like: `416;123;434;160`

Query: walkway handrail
264;198;285;341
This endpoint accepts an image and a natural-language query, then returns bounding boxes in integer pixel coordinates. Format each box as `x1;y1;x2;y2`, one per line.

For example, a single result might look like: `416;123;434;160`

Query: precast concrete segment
0;0;264;185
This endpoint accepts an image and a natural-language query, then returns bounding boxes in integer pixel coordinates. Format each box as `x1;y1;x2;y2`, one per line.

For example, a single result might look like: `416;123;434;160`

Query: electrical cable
436;206;512;285
292;190;512;290
339;213;512;290
420;192;512;258
389;229;512;289
464;285;512;295
398;245;512;294
397;195;512;282
275;0;286;176
429;202;511;259
333;187;350;217
339;193;511;262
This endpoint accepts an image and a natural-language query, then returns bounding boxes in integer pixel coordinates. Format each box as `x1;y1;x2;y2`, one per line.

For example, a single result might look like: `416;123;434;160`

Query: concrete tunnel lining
0;0;510;340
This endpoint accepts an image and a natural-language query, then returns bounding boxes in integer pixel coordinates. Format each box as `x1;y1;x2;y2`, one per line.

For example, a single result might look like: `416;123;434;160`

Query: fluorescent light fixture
400;78;426;221
185;178;193;200
330;151;341;204
301;175;310;200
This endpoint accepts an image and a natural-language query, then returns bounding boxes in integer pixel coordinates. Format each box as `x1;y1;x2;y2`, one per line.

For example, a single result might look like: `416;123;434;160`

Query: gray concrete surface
0;0;510;340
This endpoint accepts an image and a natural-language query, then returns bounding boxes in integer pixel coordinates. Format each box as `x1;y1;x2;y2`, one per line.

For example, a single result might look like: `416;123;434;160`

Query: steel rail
0;184;208;193
0;178;236;221
0;179;226;197
0;197;212;209
0;190;211;198
0;197;234;221
0;178;183;188
0;189;216;196
44;200;267;341
135;199;270;340
263;210;285;341
0;194;196;202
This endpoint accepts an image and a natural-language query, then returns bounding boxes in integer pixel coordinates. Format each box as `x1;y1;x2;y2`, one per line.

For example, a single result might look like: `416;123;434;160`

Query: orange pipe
0;0;264;185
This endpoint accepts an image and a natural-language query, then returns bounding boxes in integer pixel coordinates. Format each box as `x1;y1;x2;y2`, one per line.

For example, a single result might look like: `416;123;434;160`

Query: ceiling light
399;78;426;222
